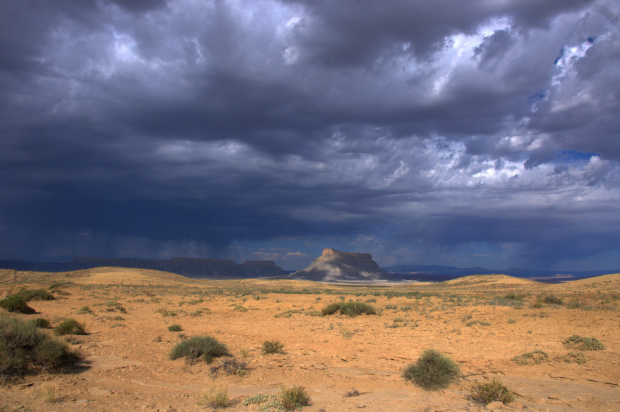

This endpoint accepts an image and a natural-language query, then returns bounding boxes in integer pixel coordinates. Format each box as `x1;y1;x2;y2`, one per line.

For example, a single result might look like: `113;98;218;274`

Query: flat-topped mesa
291;248;387;282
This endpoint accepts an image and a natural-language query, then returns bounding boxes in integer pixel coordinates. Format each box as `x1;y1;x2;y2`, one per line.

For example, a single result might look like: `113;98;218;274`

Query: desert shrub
1;315;80;382
262;340;284;354
157;308;177;317
233;305;248;312
168;324;183;332
532;301;543;309
210;357;248;376
321;302;376;317
567;301;583;309
48;282;65;290
344;388;361;397
557;351;586;364
202;386;231;409
465;320;491;327
470;379;514;405
77;306;93;315
32;318;51;328
53;319;86;336
14;289;55;302
280;386;311;411
169;335;229;364
104;301;126;313
542;295;563;305
511;349;548;365
508;318;517;324
563;335;605;351
0;295;35;314
504;293;524;301
403;349;461;390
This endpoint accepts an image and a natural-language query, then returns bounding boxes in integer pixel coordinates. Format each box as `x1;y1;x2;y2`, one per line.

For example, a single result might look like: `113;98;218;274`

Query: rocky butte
291;248;388;282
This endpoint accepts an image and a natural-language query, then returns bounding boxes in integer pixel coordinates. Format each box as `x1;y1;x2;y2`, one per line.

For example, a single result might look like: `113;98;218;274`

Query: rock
291;248;387;282
486;401;504;409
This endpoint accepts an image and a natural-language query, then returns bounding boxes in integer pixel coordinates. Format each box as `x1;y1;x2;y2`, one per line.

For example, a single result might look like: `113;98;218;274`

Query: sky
1;0;620;271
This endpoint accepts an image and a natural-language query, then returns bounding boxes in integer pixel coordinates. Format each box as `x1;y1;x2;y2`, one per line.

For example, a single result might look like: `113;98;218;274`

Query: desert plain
1;268;619;411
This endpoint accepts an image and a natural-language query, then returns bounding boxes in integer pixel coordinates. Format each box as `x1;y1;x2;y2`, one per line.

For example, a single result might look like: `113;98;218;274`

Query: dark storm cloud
0;0;619;270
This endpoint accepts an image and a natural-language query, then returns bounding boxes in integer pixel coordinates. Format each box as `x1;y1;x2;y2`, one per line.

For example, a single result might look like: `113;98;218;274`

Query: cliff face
291;248;387;282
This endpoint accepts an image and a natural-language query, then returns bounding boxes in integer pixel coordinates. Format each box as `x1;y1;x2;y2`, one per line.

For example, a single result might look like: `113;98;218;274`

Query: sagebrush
1;315;80;383
403;349;460;390
169;335;229;364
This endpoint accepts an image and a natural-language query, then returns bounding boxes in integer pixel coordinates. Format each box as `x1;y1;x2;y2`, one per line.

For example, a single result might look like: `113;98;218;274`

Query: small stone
548;394;561;400
486;401;504;409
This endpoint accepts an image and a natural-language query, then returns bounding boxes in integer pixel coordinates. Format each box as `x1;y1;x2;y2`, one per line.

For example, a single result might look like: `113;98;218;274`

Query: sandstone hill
291;248;387;282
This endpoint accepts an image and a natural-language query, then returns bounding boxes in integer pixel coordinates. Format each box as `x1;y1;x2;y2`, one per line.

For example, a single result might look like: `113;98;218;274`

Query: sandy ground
1;268;619;411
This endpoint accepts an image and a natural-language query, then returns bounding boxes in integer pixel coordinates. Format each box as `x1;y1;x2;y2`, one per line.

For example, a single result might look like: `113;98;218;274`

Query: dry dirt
1;268;619;411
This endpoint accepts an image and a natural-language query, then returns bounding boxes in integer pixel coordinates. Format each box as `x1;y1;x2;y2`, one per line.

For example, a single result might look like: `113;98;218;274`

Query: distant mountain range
0;257;617;283
0;257;285;279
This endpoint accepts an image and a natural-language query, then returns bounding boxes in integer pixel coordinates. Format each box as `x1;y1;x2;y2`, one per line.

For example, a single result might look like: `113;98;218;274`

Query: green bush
321;302;376;317
262;340;284;354
504;293;524;301
15;289;55;302
32;318;51;328
563;335;605;351
470;379;514;405
403;349;461;390
0;295;35;314
168;324;183;332
1;315;80;382
53;319;86;336
280;386;311;411
169;336;229;364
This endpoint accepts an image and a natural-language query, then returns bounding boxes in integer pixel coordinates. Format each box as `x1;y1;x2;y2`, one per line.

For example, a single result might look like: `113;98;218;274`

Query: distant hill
384;264;619;283
291;248;387;282
0;257;285;279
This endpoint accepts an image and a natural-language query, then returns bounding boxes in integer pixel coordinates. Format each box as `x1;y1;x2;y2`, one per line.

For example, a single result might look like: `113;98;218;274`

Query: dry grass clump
1;315;81;383
563;335;605;351
403;349;461;391
470;379;514;405
169;335;229;364
280;386;311;410
167;324;183;332
262;340;284;354
511;349;548;365
201;386;231;409
53;319;86;336
542;295;563;305
210;357;249;376
321;301;376;317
